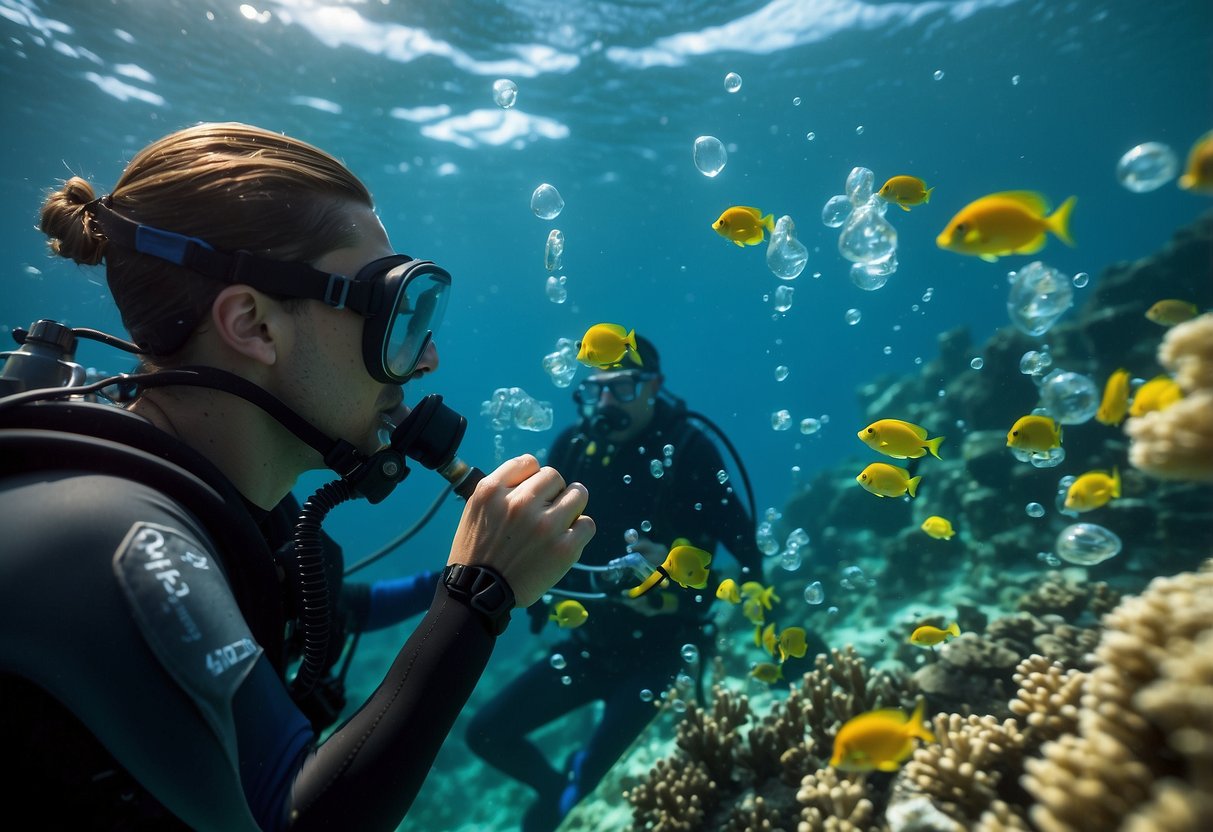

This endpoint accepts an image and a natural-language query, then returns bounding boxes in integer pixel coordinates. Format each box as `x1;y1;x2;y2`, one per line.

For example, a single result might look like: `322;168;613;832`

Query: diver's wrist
441;563;515;636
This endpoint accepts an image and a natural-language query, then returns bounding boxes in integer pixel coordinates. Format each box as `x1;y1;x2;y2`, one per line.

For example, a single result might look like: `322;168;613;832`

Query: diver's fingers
549;480;589;519
482;454;540;490
511;465;567;504
567;513;596;551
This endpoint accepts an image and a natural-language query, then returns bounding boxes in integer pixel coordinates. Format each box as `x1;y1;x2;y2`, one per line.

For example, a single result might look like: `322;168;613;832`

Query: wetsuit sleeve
285;580;498;831
343;570;442;632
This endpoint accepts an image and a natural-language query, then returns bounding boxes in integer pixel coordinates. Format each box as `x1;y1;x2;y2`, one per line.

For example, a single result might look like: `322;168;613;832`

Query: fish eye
1012;430;1019;436
866;428;875;433
955;223;968;234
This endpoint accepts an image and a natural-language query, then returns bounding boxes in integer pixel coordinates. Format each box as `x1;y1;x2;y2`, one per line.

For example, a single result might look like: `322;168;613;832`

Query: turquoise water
2;1;1210;829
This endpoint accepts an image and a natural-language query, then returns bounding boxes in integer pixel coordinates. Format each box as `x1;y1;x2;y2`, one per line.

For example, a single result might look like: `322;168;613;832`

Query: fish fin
746;230;766;245
876;759;903;772
907;475;921;498
923;187;933;203
732;238;745;248
899;203;911;212
989;190;1051;213
925;435;945;459
1112;466;1121;498
1015;234;1048;255
979;253;1000;263
1047;195;1077;246
947;622;961;638
897;420;928;439
909;699;936;742
761;213;775;231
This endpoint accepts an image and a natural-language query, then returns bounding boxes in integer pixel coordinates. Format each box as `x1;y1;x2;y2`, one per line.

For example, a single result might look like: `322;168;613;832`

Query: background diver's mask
84;196;450;384
571;372;654;437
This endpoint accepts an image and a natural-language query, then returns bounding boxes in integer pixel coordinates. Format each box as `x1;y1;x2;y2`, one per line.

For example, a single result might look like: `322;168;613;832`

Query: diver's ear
209;285;285;367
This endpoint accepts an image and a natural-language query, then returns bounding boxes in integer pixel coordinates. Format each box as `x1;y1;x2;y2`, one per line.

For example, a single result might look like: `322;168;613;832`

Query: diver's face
586;369;659;441
282;205;439;459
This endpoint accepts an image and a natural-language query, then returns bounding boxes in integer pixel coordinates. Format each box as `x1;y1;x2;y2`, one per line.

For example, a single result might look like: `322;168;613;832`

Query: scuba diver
465;335;766;832
0;122;594;831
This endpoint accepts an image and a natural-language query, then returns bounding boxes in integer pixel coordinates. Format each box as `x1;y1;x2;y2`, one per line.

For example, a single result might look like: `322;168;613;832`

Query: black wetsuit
0;405;497;831
466;397;763;831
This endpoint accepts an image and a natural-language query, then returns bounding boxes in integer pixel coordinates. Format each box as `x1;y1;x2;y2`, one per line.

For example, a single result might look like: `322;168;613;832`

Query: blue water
2;0;1210;828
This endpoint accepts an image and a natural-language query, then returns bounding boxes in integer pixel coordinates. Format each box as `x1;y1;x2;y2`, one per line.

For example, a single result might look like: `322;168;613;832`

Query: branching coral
1008;655;1085;750
796;768;877;832
1126;313;1213;481
1022;562;1213;831
1016;571;1121;621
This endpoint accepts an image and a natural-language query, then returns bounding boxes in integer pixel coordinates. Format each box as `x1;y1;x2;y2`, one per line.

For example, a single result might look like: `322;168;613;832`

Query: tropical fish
909;622;960;648
625;544;712;598
758;622;778;656
878;175;933;211
712;205;776;247
742;597;766;626
856;462;921;498
1145;299;1199;327
936;191;1076;262
576;323;641;369
1128;376;1183;417
549;599;589;629
830;699;936;772
715;578;741;604
858;419;945;459
750;662;783;684
1095;368;1131;426
778;627;808;661
1065;468;1121;512
920;516;955;540
1178;130;1213;193
741;581;780;609
1007;415;1063;453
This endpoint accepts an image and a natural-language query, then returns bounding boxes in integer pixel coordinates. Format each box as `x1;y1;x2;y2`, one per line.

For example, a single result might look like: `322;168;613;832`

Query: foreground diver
0;123;594;831
467;336;766;831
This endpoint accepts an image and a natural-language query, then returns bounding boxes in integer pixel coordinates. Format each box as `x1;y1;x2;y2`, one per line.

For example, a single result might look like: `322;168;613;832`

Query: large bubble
838;198;897;264
693;135;727;177
1055;522;1122;565
1039;369;1100;425
531;184;564;220
767;215;808;279
1007;261;1073;336
1116;142;1178;193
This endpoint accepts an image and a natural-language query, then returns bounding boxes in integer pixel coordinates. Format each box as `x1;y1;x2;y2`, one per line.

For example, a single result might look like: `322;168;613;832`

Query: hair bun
40;175;106;266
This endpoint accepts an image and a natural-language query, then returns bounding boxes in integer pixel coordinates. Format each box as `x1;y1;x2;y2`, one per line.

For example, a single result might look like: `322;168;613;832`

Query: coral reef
1126;313;1213;482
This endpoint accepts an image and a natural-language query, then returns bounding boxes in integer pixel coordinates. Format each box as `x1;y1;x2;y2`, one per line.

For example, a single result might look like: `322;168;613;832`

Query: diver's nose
413;340;440;377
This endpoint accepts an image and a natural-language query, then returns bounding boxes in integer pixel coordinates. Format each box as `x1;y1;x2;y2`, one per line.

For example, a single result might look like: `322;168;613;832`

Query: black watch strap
441;563;515;636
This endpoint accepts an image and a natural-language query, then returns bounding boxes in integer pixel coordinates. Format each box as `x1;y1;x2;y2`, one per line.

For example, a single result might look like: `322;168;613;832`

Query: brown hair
39;122;373;356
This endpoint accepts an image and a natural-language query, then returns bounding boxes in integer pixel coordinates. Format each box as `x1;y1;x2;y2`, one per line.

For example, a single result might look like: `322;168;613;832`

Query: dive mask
85;197;450;384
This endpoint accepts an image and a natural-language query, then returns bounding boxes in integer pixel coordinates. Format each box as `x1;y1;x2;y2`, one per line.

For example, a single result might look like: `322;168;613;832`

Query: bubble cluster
822;168;899;283
771;409;792;431
1055;523;1122;565
1019;349;1053;376
756;520;780;556
772;285;795;312
545;274;568;304
542;338;579;387
1039;369;1100;424
480;387;554;431
693;135;727;177
1007;261;1073;336
1055;475;1080;518
544;229;564;272
531;183;564;220
492;78;518;108
840;565;872;590
767;215;808;279
723;72;742;93
1116;142;1178;193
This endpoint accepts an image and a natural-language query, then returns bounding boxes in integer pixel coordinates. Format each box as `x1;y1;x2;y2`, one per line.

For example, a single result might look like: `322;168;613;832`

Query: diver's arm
285;581;495;830
342;570;441;632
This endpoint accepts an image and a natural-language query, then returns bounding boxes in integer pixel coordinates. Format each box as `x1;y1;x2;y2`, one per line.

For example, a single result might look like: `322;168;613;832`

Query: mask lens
383;264;450;379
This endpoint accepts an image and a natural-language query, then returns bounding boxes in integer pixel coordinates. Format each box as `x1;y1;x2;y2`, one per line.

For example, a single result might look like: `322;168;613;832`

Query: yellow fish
742;597;766;626
1095;368;1131;426
830;699;936;772
549;599;589;629
878;175;934;211
1178;130;1213;193
1128;376;1183;417
1006;415;1062;453
741;581;780;609
750;662;783;684
625;544;712;598
909;622;960;648
576;323;641;370
712;205;775;247
858;419;944;460
856;463;921;498
715;578;741;604
1065;468;1121;512
1145;299;1199;327
758;622;778;656
920;516;955;540
936;191;1076;262
778;627;808;661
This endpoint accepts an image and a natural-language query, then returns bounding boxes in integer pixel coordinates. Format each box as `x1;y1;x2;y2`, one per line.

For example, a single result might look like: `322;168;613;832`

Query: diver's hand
448;454;594;608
